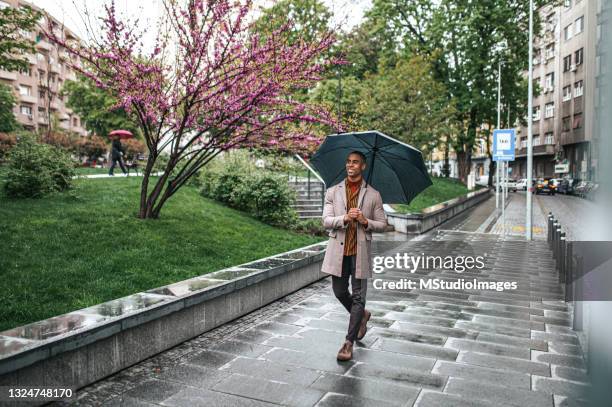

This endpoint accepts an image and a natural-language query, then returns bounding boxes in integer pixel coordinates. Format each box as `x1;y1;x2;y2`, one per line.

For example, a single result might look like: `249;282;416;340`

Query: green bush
200;165;298;227
292;218;326;236
4;137;75;198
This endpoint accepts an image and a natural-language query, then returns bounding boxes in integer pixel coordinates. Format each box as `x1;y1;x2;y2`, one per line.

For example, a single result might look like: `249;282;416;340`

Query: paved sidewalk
61;216;590;406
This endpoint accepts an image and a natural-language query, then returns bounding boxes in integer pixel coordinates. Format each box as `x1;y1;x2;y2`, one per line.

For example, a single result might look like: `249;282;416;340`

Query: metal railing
548;212;583;331
294;154;325;209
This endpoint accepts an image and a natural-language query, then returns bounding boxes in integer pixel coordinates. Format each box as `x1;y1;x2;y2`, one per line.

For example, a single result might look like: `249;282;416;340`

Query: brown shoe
357;309;371;340
336;340;353;361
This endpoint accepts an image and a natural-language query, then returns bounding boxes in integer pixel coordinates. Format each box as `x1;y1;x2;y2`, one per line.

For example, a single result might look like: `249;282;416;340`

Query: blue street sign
493;129;516;161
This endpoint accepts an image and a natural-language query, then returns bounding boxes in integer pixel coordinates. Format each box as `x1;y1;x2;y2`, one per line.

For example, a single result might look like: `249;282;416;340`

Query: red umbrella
108;130;134;139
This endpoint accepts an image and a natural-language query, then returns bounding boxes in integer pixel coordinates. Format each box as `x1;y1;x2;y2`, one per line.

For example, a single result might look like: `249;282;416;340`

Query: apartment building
0;0;87;136
513;0;598;180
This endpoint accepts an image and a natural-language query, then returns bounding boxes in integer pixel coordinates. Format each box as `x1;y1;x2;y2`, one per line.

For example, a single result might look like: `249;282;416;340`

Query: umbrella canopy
309;131;432;204
108;129;134;139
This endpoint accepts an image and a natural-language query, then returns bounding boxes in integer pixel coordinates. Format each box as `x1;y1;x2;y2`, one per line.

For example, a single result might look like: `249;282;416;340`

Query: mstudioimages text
373;278;519;292
373;253;487;274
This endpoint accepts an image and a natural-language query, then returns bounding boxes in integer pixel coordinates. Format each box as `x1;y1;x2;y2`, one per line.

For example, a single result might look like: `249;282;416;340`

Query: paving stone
220;356;321;386
455;321;531;338
553;395;591;407
531;315;572;327
161;387;277;407
351;347;436;372
254;321;304;336
432;360;530;389
122;379;185;404
476;332;548;351
213;373;324;407
102;396;160;407
347;362;446;389
310;372;420;406
155;363;229;388
206;339;273;357
473;315;545;331
533;352;586;369
444;377;553;407
374;337;458;361
533;376;591;399
263;347;355;374
459;351;551;376
552;366;590;383
548;342;584;357
186;349;237;369
390;321;477;339
232;328;276;344
532;331;580;345
446;338;530;359
368;326;446;346
315;392;399;407
415;390;499;407
384;312;457;327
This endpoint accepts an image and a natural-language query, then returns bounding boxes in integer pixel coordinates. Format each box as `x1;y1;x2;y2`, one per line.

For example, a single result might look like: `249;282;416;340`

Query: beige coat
321;179;388;279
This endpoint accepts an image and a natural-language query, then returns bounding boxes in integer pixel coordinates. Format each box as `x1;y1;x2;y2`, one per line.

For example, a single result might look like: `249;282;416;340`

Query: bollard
558;233;566;276
573;255;583;331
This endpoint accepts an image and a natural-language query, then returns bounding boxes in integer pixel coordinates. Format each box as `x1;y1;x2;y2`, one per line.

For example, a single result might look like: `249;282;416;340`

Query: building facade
0;0;87;136
513;0;597;180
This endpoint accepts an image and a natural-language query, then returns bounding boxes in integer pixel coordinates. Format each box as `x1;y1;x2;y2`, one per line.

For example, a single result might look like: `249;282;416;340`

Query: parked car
557;178;578;195
493;179;517;192
534;178;556;195
516;178;528;191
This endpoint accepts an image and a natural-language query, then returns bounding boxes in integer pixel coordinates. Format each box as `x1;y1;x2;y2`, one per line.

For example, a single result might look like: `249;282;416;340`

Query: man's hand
348;208;360;220
356;211;368;226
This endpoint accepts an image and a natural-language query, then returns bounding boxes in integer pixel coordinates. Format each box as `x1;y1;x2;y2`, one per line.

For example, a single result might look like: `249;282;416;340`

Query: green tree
369;0;545;182
0;83;18;132
62;76;140;138
252;0;332;45
0;4;40;72
357;55;455;156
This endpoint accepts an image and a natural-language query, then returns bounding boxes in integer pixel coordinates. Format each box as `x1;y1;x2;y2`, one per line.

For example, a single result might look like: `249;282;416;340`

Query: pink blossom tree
46;0;339;219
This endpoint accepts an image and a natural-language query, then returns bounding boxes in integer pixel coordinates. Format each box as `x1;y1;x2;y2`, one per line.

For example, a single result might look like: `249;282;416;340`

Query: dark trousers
109;157;127;175
332;255;367;343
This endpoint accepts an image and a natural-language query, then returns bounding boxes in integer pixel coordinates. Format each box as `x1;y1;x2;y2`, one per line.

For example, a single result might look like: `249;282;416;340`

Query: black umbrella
309;131;432;204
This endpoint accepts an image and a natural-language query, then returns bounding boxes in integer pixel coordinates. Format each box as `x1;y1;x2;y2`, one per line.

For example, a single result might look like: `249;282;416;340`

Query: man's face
346;153;366;178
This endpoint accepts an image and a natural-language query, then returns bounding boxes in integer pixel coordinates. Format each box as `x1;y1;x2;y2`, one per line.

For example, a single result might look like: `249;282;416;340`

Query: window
38;89;45;99
0;1;10;10
19;85;31;96
20;105;32;116
564;0;571;8
546;13;557;32
545;44;555;60
521;137;527;149
574;80;584;97
563;117;571;132
545;102;555;118
563;55;572;72
533;106;541;121
533;135;541;146
575;48;584;65
564;24;573;41
73;117;78;127
563;85;572;101
19;67;31;76
534;49;541;65
545;72;555;90
36;52;45;62
545;132;554;145
573;113;583;129
575;16;584;35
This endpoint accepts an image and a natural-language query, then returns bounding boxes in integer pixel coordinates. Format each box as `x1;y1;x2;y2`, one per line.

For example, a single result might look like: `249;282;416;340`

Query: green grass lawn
393;177;484;214
0;177;323;331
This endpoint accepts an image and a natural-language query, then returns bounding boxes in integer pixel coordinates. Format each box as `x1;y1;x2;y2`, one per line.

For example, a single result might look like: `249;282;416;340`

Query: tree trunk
456;150;469;184
443;137;450;177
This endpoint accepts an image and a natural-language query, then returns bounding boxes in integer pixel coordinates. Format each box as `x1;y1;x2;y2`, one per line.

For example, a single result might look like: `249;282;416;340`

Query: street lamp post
526;0;534;240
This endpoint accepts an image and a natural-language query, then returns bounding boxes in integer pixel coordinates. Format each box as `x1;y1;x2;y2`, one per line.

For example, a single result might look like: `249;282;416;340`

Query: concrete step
294;204;322;211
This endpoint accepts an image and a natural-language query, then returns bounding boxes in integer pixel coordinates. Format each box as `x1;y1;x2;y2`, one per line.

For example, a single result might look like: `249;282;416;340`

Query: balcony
36;40;53;52
19;94;37;104
50;64;61;74
38;116;48;125
515;144;555;158
27;54;37;65
0;71;17;80
50;101;61;111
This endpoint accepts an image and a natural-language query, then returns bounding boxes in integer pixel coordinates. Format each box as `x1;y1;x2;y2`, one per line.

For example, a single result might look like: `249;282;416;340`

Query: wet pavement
58;199;590;407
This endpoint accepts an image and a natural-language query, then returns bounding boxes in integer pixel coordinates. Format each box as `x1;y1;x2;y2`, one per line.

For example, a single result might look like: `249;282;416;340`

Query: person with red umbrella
108;130;132;176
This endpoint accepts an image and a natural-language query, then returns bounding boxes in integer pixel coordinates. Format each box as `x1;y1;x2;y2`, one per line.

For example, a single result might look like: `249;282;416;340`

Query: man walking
321;151;388;361
109;135;127;176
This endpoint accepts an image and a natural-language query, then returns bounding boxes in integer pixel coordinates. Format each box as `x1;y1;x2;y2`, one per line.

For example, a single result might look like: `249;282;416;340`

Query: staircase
288;178;325;220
